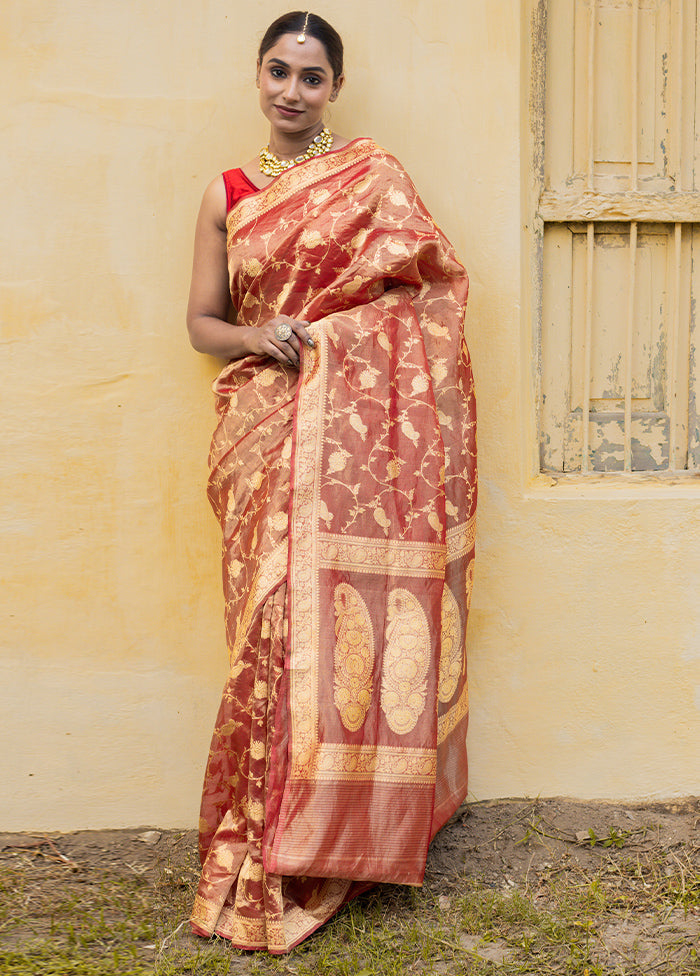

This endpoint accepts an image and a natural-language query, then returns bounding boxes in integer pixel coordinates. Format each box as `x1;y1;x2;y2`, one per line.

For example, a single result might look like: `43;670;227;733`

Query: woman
187;11;477;954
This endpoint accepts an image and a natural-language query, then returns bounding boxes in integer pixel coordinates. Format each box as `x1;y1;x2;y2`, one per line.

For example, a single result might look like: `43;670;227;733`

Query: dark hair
258;11;344;81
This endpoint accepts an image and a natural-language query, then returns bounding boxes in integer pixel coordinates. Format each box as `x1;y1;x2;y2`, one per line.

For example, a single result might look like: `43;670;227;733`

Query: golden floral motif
427;322;449;338
351;174;374;194
358;367;380;389
238;856;264;883
271;511;288;532
328;449;350;472
299;228;324;248
377;331;392;353
241;257;263;277
386;240;411;258
227;558;244;579
250;739;266;761
388;189;410;208
438;584;463;703
333;584;374;732
317;498;333;528
381;589;430;735
351;227;369;250
248;800;264;823
386;457;402;480
249;470;265;491
212;847;238;871
411;373;430;395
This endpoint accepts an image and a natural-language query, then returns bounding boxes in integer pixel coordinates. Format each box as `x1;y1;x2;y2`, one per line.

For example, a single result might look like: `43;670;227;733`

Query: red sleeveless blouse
222;168;259;212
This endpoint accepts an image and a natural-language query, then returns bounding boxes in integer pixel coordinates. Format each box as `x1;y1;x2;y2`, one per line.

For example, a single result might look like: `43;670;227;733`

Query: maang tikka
297;12;310;43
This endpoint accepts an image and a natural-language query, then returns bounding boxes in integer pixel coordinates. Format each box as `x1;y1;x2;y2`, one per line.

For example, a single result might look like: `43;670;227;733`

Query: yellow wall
2;0;698;831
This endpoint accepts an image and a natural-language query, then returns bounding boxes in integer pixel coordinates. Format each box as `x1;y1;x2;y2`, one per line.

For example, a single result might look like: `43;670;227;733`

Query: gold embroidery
227;139;377;240
268;150;475;784
333;584;374;732
381;589;430;735
248;800;264;823
214;909;269;946
229;541;288;666
239;856;264;883
198;872;351;952
313;742;436;783
280;878;352;947
446;514;477;564
466;557;475;611
438;683;469;745
250;739;266;761
438;583;463;703
191;892;219;932
211;847;238;872
319;533;446;578
288;328;325;773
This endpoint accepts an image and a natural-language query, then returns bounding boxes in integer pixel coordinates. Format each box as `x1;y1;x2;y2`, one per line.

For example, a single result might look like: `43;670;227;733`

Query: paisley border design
380;589;431;735
333;583;374;732
438;583;463;704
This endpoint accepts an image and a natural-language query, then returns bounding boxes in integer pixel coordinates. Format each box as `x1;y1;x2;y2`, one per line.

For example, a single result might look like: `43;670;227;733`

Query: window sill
527;470;700;499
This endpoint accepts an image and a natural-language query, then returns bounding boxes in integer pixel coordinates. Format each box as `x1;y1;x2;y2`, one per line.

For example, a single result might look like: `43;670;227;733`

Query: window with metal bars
536;0;699;473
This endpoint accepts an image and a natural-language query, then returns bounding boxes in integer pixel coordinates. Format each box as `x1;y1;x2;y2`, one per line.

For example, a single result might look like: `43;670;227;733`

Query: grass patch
1;803;698;975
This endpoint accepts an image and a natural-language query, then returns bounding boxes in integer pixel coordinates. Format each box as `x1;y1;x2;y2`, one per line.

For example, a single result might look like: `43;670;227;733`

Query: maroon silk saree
190;139;477;953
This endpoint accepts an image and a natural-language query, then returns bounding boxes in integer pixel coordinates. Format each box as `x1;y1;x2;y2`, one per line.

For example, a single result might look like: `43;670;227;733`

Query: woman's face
257;33;342;139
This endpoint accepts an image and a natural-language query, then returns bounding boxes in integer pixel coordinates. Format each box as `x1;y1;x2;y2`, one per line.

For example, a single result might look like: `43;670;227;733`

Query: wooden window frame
525;0;700;482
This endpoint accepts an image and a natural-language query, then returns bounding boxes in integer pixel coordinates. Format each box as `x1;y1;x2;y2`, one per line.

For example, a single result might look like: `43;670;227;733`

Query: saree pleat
192;582;364;952
192;139;477;951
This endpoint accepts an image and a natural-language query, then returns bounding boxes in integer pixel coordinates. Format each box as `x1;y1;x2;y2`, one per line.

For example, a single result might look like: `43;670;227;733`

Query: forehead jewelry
297;12;310;43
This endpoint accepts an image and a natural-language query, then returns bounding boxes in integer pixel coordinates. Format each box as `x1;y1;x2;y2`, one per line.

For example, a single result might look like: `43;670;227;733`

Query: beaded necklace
259;127;334;177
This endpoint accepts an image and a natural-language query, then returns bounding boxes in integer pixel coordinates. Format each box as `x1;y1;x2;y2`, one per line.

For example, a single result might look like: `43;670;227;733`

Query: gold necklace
259;127;334;177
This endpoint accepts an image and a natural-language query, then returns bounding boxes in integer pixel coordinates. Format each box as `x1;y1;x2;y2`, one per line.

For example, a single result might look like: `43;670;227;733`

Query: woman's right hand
247;316;315;368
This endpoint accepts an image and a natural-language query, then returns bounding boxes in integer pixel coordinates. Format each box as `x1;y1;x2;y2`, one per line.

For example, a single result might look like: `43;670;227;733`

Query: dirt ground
1;797;699;974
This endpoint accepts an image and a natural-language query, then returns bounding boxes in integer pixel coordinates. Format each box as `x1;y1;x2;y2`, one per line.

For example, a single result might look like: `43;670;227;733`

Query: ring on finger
274;322;293;342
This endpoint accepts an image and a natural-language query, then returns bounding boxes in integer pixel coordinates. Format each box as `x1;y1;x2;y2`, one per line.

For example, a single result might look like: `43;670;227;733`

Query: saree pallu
190;139;477;953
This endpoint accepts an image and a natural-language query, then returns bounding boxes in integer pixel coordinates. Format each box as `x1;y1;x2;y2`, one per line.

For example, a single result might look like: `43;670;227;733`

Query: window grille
537;0;699;473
